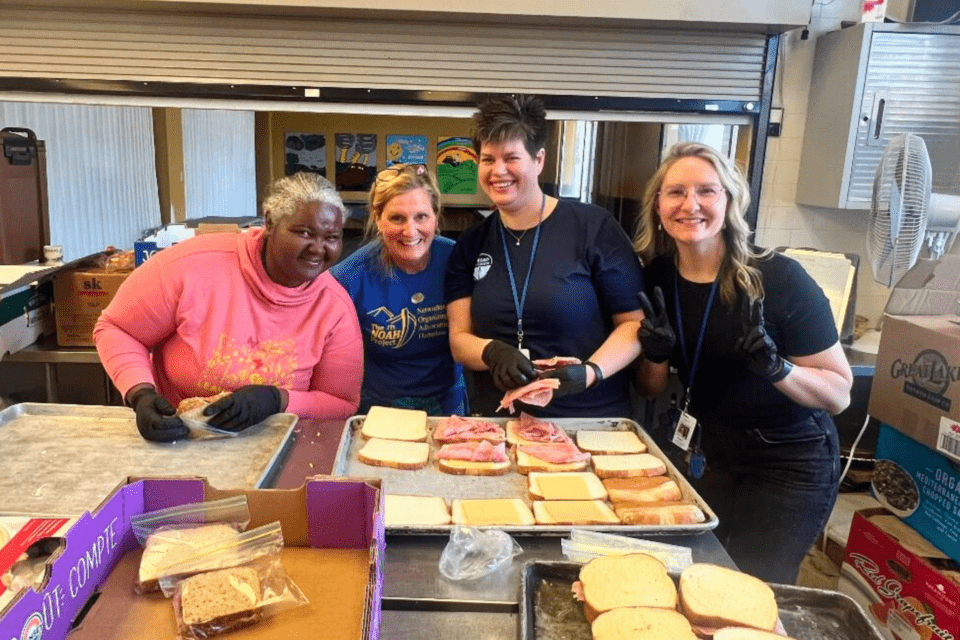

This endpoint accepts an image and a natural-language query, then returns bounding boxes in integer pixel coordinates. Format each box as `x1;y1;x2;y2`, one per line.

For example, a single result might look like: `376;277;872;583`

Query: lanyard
499;201;544;352
674;268;719;411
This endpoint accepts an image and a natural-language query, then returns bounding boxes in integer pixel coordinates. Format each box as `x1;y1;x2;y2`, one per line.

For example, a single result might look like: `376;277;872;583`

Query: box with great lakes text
840;507;960;640
868;314;960;461
0;476;384;640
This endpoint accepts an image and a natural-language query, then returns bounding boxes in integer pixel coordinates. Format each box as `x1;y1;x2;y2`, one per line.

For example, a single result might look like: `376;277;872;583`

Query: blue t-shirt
331;237;465;415
445;200;644;418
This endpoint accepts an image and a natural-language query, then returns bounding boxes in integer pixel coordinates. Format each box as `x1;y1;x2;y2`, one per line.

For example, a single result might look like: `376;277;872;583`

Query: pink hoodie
94;229;362;419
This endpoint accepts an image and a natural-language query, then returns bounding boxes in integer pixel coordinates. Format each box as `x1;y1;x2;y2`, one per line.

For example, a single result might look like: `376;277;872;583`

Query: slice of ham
532;356;582;372
517;412;572;444
436;440;508;463
519;442;590;464
571;580;585;602
498;377;561;413
433;415;505;442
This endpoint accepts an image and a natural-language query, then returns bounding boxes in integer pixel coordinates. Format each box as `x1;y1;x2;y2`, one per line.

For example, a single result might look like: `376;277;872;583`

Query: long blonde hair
633;142;769;306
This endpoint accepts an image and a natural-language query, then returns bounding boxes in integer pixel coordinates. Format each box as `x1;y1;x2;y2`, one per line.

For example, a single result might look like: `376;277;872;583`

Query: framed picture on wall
334;133;377;192
386;134;429;166
284;132;326;176
436;136;478;195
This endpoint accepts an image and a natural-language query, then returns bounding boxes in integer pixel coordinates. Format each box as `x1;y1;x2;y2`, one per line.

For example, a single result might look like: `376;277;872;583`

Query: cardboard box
52;268;130;347
0;476;384;640
869;314;960;459
839;507;960;640
0;280;52;356
0;516;76;612
874;424;960;563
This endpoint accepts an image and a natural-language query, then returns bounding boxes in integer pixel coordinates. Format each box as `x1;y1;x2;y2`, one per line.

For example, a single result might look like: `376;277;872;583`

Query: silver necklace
501;193;546;246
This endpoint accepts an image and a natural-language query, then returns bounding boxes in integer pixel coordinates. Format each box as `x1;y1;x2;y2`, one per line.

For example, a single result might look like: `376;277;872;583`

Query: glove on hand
204;385;282;432
130;387;188;443
733;297;790;382
481;339;537;391
540;364;588;398
637;287;676;364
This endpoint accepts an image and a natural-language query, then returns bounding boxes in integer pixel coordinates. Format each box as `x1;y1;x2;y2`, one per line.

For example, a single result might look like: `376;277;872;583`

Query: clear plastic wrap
130;496;251;593
438;525;523;581
560;529;693;573
161;522;308;639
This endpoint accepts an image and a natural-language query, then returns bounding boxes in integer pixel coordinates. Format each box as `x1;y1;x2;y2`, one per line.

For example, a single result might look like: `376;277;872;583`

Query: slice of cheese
529;472;607;500
452;498;535;526
576;430;647;455
533;500;620;525
384;495;450;526
361;406;428;441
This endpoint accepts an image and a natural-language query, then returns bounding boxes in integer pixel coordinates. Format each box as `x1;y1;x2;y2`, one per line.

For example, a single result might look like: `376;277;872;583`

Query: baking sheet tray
333;415;719;535
0;403;298;516
519;561;886;640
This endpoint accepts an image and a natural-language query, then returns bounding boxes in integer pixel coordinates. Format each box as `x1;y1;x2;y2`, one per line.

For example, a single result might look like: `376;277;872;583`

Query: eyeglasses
376;164;427;183
658;185;726;206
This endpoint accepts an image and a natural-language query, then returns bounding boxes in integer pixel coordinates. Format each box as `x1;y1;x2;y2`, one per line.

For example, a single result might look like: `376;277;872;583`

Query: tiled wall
754;0;934;329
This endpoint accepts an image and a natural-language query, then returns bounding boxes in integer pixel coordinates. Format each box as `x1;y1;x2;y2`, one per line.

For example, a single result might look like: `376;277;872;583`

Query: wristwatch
584;361;604;388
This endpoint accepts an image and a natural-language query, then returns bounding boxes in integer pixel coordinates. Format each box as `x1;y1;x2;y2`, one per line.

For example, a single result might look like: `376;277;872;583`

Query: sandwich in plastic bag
156;521;309;639
176;392;238;439
130;496;251;593
438;525;523;581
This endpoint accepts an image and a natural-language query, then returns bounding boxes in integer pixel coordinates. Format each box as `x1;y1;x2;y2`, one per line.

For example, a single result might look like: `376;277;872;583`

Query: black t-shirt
644;252;838;430
445;200;643;417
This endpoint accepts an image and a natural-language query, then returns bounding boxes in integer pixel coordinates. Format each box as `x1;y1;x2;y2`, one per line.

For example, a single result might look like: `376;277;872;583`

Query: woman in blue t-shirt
331;164;466;415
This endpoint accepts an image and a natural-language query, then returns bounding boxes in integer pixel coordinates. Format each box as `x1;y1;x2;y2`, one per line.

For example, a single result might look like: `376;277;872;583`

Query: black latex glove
733;297;789;381
130;387;188;443
637;287;676;363
539;364;588;398
481;339;537;391
203;385;282;432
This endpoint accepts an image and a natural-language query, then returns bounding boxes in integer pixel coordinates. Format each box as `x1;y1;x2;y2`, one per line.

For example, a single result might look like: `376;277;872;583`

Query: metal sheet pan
333;415;719;536
519;560;886;640
0;403;298;516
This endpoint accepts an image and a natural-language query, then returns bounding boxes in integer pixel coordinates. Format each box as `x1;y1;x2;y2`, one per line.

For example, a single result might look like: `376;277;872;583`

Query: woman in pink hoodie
95;173;363;442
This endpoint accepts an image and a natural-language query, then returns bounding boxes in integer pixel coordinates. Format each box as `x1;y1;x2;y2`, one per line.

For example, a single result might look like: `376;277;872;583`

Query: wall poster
284;132;326;177
386;135;429;167
436;136;478;195
334;133;377;191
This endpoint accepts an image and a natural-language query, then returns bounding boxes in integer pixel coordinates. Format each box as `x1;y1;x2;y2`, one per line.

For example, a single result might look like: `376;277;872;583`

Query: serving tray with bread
332;406;719;535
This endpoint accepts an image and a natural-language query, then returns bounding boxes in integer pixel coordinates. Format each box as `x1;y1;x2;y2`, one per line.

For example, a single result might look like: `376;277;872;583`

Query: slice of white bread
679;563;778;632
592;607;698;640
576;430;647;455
614;501;706;525
532;500;619;525
384;495;451;526
714;628;796;640
592;453;666;479
358;438;430;470
138;524;242;592
360;406;428;442
451;498;535;526
579;553;677;622
506;420;572;446
178;566;262;636
603;476;683;504
516;449;590;475
437;458;511;476
528;472;607;501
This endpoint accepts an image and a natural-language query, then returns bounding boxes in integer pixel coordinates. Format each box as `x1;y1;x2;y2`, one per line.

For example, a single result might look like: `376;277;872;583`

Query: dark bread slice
177;566;263;638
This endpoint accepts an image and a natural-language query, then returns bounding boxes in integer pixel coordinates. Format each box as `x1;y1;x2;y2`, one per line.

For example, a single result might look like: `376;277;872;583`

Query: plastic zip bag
179;416;240;440
438;525;523;581
160;522;309;639
560;529;692;573
130;496;251;593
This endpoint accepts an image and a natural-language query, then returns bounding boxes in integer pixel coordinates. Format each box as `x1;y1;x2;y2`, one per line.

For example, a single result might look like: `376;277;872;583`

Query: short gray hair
262;172;348;224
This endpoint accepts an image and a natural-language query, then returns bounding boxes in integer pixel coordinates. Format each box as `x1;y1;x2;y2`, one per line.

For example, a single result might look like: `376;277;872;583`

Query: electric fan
867;133;960;287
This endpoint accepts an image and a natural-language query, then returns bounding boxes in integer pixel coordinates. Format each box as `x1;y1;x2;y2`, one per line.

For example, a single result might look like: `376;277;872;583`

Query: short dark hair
471;94;547;157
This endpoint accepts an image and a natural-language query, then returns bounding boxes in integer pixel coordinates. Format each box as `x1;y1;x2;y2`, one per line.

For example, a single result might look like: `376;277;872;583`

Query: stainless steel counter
381;610;517;640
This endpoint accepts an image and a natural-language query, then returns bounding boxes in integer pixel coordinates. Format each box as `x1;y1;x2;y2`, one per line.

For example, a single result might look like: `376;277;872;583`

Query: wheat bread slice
576;430;647;455
579;553;677;622
450;498;535;526
714;628;797;640
357;438;430;470
360;406;428;441
528;472;607;501
177;566;262;637
592;453;666;479
603;476;683;504
438;458;511;476
515;449;590;474
532;500;619;525
614;501;706;525
384;495;451;526
679;563;778;632
592;607;698;640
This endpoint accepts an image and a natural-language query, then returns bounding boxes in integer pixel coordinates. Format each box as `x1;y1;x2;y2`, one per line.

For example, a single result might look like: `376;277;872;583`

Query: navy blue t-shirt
445;200;643;417
644;252;838;430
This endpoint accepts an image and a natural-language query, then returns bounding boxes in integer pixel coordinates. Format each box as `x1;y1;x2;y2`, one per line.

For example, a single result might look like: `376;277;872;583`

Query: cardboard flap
305;477;381;549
